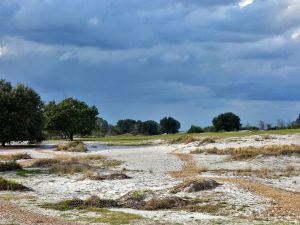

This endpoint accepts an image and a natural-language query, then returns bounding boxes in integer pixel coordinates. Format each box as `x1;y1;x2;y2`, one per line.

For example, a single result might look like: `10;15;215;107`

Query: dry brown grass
169;135;197;144
0;153;32;161
56;141;87;152
169;153;207;179
191;144;300;160
218;177;300;219
27;154;121;175
211;166;299;179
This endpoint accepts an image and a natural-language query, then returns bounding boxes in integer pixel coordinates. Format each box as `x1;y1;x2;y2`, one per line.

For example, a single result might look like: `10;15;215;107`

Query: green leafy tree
140;120;160;135
116;119;137;134
0;80;44;146
160;117;181;134
93;117;109;136
44;98;98;140
187;125;203;133
295;114;300;128
212;112;241;131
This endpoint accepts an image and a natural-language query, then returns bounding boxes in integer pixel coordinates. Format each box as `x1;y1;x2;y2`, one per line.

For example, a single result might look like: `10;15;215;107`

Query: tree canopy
0;80;44;146
212;112;241;131
159;117;181;134
187;125;203;133
44;98;98;140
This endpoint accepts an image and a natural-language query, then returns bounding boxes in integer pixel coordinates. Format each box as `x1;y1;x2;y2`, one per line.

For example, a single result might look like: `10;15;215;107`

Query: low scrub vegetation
170;179;220;194
29;154;121;174
82;171;131;180
16;169;43;177
0;176;30;191
56;141;87;152
0;161;22;172
0;153;32;161
191;144;300;160
170;135;197;144
44;193;226;215
43;196;120;211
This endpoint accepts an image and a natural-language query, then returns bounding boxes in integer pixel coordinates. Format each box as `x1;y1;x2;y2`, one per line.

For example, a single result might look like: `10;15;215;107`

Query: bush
187;125;203;133
0;161;22;172
0;176;30;191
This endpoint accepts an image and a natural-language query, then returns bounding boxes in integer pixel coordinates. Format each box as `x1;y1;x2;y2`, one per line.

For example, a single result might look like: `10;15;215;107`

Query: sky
1;0;300;129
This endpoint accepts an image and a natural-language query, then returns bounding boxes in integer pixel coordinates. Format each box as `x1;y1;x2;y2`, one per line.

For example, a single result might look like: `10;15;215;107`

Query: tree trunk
69;132;74;141
1;142;5;147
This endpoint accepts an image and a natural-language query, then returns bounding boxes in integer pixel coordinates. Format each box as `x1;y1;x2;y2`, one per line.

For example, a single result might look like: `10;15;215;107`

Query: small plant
0;161;22;172
0;176;30;191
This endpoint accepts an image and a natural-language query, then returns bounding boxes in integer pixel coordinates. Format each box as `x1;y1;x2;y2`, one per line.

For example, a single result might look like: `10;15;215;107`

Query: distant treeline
1;79;300;145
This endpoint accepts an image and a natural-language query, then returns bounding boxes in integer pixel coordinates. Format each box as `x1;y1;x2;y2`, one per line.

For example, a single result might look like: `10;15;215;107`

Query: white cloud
238;0;253;8
88;17;99;26
0;46;7;57
291;29;300;40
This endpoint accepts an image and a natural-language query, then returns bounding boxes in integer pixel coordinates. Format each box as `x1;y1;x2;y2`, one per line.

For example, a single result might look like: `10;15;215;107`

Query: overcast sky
1;0;300;129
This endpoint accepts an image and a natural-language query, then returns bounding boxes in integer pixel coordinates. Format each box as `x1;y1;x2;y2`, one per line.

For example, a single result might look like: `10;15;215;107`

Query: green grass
16;169;43;177
47;129;300;145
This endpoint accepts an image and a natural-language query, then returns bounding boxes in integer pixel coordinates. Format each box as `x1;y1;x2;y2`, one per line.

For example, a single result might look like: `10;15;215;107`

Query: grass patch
0;153;32;161
0;161;22;172
49;129;300;145
83;209;141;225
0;176;30;191
29;154;120;174
170;135;197;144
191;144;300;160
16;169;43;177
56;141;87;152
49;162;92;175
188;202;226;214
43;196;120;211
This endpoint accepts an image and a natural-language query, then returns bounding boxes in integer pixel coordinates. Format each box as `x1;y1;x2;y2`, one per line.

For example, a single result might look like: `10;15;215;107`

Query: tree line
1;79;300;145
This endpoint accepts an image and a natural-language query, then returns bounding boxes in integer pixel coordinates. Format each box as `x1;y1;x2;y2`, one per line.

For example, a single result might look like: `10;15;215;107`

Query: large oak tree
44;98;98;140
0;80;44;146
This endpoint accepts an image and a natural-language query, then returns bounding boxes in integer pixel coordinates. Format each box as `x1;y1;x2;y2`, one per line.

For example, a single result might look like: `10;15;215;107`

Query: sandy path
0;199;81;225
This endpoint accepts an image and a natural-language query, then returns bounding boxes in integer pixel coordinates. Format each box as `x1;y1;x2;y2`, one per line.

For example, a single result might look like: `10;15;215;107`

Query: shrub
0;161;22;172
0;177;30;191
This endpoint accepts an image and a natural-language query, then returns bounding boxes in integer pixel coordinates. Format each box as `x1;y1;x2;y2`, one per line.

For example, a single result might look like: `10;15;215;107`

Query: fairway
71;129;300;144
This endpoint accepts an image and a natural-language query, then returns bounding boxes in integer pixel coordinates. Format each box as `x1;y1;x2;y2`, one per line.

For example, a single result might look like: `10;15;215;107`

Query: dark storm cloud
1;0;300;128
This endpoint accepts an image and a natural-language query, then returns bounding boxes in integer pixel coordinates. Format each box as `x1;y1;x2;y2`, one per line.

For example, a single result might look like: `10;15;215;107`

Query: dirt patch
0;199;80;225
